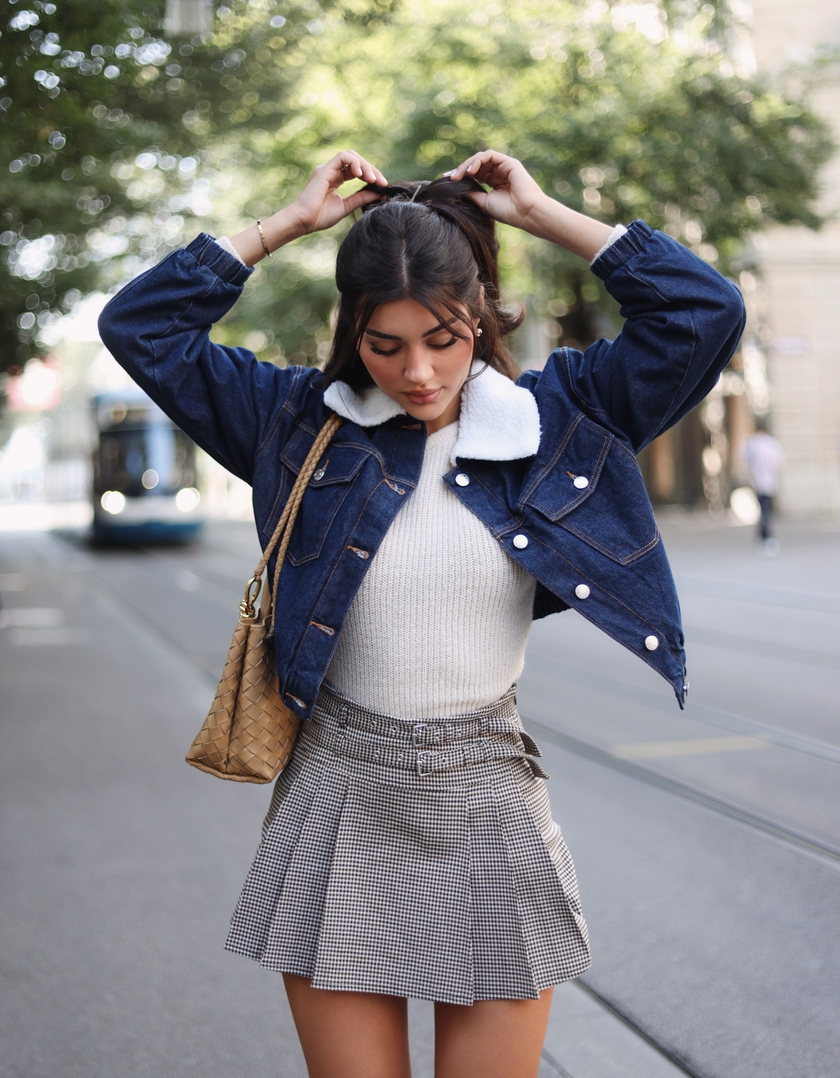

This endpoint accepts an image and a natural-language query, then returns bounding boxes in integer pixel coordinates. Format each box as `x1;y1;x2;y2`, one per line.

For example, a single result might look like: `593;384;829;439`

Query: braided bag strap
251;413;343;617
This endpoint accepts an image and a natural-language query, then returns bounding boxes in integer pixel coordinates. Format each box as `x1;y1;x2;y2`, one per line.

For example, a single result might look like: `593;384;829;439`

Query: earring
476;327;483;337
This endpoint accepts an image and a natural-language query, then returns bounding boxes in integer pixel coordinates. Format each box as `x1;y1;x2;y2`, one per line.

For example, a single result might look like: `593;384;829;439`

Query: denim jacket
98;220;745;716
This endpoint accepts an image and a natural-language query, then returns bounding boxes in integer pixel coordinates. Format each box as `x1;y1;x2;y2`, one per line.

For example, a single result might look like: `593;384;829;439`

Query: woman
99;149;745;1078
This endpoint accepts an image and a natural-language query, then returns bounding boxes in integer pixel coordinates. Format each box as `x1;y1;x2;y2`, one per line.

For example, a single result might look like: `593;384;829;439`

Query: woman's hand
287;151;388;237
229;151;387;266
447;148;614;262
446;150;545;231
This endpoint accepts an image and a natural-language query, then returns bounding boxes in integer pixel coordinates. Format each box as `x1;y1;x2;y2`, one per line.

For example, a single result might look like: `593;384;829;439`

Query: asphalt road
1;512;838;1078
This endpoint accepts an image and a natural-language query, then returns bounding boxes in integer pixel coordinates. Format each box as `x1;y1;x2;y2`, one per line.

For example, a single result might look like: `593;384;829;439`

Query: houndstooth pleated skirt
224;683;590;1004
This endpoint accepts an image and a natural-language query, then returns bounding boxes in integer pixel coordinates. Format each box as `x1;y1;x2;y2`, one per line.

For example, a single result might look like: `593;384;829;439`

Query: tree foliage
0;0;394;373
1;0;834;375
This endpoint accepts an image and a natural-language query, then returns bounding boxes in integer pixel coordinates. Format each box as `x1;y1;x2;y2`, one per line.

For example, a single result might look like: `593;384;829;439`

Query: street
1;512;838;1078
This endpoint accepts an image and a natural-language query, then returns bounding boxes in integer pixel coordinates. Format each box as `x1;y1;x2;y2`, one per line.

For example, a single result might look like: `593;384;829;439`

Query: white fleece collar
323;361;542;467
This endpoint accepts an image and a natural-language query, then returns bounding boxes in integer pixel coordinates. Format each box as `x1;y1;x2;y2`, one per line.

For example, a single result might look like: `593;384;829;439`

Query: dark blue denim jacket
98;220;745;716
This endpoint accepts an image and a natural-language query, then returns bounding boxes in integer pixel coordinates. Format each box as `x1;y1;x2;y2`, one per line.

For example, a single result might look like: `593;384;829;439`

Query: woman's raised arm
98;152;387;480
448;150;745;451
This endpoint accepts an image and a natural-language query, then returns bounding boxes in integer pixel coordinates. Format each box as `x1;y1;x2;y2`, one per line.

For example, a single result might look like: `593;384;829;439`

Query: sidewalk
540;983;691;1078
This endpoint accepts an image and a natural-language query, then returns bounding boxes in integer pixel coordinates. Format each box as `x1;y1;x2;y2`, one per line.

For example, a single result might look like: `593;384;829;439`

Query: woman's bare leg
283;973;412;1078
433;988;554;1078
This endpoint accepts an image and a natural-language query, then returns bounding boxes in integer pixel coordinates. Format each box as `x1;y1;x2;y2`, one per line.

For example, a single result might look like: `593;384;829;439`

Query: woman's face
358;297;477;435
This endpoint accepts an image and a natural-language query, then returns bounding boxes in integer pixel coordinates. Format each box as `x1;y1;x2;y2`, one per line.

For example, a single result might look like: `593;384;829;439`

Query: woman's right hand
286;151;388;237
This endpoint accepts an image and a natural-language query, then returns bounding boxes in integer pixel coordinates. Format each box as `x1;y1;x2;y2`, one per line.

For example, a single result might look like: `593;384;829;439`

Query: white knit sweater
325;421;536;718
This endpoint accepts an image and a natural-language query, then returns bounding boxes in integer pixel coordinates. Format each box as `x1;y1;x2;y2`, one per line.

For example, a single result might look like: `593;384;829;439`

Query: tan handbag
186;414;342;783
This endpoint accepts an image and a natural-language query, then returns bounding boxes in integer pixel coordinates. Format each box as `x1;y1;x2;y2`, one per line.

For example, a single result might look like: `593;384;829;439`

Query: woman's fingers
446;149;517;185
445;150;546;230
288;151;387;234
331;150;388;188
341;187;385;215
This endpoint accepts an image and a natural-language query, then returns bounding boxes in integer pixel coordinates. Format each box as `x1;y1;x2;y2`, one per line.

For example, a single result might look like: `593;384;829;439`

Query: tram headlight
101;491;126;515
176;487;201;513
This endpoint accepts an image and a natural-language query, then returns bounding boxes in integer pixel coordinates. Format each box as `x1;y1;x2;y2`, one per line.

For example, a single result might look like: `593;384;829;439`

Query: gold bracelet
256;219;271;258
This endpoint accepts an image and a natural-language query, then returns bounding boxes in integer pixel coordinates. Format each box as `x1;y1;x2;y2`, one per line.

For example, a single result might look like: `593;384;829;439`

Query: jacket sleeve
97;233;301;484
520;220;746;453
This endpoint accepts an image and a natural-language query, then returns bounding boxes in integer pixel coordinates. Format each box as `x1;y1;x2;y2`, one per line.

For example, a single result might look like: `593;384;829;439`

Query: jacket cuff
184;232;254;288
590;219;654;281
590;224;627;265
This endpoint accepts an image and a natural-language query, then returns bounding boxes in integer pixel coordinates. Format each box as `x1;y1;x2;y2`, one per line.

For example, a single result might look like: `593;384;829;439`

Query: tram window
97;428;196;496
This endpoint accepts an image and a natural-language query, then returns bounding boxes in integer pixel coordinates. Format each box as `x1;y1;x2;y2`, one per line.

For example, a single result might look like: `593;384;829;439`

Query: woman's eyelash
368;336;459;357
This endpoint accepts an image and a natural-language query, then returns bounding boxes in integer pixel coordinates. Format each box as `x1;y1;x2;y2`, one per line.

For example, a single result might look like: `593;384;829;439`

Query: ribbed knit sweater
325;421;536;718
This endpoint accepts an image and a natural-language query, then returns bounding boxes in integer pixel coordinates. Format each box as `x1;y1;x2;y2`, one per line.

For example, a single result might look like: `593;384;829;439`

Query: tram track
524;652;840;766
524;714;840;865
526;703;840;1076
570;981;705;1078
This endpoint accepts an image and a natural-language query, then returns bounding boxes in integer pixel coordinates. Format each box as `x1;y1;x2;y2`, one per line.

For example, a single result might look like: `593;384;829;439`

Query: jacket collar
323;362;541;467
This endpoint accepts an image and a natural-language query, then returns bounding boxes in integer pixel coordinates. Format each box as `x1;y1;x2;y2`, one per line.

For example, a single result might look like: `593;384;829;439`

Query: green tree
0;0;396;374
2;0;833;375
227;0;832;358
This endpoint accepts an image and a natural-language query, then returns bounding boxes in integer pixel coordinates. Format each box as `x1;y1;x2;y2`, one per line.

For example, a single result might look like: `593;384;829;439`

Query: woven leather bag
186;413;342;783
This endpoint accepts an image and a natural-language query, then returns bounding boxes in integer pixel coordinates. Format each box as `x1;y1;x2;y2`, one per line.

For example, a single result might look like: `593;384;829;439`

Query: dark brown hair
321;177;524;389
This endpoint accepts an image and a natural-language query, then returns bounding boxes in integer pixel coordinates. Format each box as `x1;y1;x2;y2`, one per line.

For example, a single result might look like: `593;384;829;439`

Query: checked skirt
224;683;590;1004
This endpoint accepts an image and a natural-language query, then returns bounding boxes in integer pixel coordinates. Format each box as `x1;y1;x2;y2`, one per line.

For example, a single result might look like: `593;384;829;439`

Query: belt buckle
412;723;428;747
416;750;433;777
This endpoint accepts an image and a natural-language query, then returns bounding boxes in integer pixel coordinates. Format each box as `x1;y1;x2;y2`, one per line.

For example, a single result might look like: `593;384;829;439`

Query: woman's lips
404;389;442;405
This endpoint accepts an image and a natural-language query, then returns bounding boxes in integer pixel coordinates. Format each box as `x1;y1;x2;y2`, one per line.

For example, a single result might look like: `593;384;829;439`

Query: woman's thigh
283;973;412;1078
433;988;554;1078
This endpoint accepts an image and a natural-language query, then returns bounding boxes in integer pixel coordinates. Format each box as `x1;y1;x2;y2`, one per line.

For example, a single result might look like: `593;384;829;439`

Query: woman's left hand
445;150;547;231
446;148;615;261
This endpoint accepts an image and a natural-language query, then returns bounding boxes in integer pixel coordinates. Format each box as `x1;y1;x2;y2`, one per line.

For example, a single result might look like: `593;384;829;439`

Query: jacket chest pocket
523;415;659;565
265;427;371;565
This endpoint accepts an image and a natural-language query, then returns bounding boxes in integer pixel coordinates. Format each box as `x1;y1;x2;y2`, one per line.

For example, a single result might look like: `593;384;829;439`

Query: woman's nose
404;347;434;385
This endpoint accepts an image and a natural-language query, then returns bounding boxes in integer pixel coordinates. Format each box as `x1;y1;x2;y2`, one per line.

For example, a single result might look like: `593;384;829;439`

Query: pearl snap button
573;476;589;489
575;584;590;599
455;473;470;487
313;468;325;481
644;635;659;651
512;534;529;549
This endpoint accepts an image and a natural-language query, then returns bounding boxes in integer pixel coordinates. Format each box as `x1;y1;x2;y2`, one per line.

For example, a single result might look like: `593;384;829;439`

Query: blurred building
744;0;840;517
640;2;840;519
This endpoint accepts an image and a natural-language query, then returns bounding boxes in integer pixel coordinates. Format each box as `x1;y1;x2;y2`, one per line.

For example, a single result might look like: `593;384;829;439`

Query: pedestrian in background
99;148;745;1078
740;422;784;553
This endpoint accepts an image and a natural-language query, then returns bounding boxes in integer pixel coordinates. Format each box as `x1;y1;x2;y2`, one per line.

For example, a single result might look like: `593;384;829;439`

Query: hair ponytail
322;176;524;390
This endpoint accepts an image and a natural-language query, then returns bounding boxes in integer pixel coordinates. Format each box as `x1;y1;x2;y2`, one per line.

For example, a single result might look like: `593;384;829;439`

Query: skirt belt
308;683;548;779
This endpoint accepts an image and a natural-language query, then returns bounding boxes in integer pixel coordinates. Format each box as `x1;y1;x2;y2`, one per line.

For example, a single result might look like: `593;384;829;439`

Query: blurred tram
91;390;204;544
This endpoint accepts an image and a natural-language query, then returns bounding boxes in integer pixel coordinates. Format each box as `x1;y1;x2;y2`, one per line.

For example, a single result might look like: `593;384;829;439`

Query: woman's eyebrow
364;318;459;342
